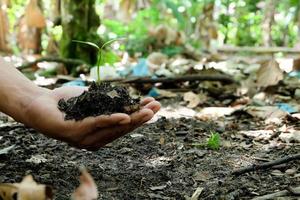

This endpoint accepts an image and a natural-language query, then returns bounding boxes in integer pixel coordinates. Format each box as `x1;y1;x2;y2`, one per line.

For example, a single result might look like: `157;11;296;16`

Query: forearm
0;57;48;123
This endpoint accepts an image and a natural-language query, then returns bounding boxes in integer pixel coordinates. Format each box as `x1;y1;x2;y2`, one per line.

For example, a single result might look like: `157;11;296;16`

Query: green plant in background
73;38;123;82
5;0;300;55
207;132;220;150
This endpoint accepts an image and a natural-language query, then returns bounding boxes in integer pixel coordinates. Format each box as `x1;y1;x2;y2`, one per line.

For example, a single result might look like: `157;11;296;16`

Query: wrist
0;83;49;124
0;58;50;125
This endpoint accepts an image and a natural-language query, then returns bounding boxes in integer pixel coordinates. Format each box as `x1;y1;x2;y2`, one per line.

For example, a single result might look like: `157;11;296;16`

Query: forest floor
1;53;300;199
0;94;299;200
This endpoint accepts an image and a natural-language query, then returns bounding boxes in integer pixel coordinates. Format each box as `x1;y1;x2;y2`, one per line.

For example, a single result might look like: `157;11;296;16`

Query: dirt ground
0;104;299;200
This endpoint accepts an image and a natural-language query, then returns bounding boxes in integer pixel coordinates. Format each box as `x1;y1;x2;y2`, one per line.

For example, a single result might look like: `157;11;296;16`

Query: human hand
22;86;160;150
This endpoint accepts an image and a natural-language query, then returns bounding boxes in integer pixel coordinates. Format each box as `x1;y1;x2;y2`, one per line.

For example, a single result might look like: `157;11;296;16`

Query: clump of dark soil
58;82;140;120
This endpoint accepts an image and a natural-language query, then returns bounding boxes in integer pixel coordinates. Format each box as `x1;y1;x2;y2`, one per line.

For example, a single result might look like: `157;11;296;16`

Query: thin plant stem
73;38;126;83
96;52;101;82
97;38;125;82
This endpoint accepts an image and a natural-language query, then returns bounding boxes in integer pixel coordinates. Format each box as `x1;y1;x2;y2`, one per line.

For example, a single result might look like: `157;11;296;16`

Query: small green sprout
190;131;221;150
207;132;220;150
73;38;125;82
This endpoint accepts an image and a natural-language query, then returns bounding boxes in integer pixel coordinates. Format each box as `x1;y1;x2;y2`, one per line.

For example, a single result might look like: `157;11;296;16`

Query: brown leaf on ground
256;59;283;88
184;92;200;108
196;106;242;120
72;169;98;200
279;130;300;143
245;106;287;124
16;175;52;200
0;184;18;200
0;175;53;200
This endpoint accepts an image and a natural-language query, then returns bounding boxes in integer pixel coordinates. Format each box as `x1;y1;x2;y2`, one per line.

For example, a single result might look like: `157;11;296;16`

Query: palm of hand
23;86;160;150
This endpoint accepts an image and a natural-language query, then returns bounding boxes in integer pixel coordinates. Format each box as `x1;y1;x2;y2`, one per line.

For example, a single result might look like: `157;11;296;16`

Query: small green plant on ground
190;131;221;150
207;132;221;150
73;38;123;82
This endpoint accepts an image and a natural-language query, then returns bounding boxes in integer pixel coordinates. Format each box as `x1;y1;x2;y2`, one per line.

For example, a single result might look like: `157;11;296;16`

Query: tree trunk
46;0;60;55
195;2;218;51
0;1;11;52
262;0;276;47
60;0;100;71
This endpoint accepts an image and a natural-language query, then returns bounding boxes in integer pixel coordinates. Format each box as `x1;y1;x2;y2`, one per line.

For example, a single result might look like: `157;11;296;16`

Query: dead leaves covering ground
0;169;97;200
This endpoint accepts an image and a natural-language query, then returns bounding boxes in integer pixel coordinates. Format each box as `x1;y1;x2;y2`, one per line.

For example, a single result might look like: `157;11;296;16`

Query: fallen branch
252;186;300;200
218;46;300;54
232;153;300;176
18;57;88;70
104;74;235;84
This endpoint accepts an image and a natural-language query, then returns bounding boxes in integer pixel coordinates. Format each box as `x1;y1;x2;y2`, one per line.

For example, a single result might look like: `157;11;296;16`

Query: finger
143;101;161;114
70;113;130;138
81;110;154;149
80;125;129;149
140;97;155;106
94;113;131;128
130;108;154;125
83;121;147;150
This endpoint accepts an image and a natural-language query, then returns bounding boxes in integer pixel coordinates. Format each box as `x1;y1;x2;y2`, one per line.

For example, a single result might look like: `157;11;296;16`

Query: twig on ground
232;153;300;175
18;57;88;70
252;186;300;200
218;46;300;54
104;74;235;84
191;187;204;200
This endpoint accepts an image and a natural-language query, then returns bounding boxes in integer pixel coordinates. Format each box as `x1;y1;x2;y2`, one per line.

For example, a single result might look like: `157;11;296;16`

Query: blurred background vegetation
1;0;300;65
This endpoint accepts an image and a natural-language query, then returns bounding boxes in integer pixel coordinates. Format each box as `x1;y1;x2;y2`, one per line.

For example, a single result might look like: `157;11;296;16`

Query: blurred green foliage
99;0;300;53
5;0;300;56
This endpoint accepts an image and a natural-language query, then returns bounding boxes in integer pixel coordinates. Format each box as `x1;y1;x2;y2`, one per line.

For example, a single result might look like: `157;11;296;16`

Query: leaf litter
1;55;300;199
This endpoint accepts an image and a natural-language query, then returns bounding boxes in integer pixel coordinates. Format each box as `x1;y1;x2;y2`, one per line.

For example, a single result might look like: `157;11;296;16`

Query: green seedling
190;131;221;150
73;38;125;82
207;132;220;150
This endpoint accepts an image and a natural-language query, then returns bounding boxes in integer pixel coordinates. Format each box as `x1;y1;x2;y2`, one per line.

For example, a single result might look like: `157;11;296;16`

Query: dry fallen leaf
16;175;52;200
196;106;241;120
0;175;52;200
245;106;287;124
183;92;202;108
0;184;18;200
271;170;284;176
26;154;47;164
190;187;204;200
239;130;274;141
72;169;98;200
285;168;297;176
159;135;165;145
256;59;284;88
279;130;300;143
150;185;167;191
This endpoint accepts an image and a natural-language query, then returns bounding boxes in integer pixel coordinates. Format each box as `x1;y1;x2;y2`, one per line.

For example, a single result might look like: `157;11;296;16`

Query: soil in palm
58;82;140;121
